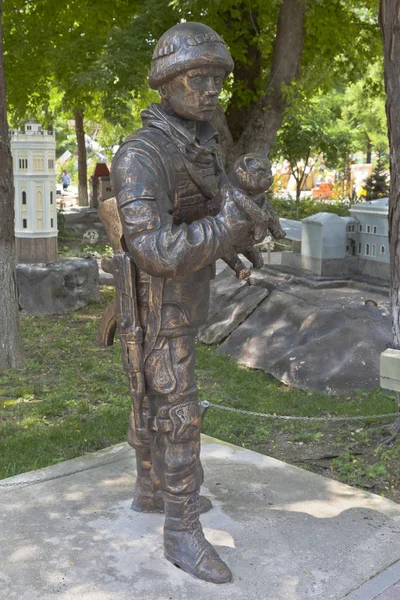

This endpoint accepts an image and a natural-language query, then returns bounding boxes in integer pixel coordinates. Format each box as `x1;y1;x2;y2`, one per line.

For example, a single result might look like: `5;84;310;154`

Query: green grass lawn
1;286;399;501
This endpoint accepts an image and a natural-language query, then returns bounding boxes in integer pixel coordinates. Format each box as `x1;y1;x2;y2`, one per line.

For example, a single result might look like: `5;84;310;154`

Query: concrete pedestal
1;436;400;600
16;236;58;263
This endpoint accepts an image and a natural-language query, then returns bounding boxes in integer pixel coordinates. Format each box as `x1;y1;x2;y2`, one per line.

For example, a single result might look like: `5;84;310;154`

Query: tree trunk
380;0;400;350
229;0;307;164
296;187;301;219
74;108;88;207
380;0;400;435
0;0;25;371
223;3;263;143
295;175;303;219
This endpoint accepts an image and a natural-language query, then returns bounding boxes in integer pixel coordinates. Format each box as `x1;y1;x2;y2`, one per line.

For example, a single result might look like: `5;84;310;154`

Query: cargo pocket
145;337;177;395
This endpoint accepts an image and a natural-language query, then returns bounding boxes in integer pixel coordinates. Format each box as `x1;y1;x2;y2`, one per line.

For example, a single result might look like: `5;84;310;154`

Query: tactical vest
123;125;224;341
128;126;223;225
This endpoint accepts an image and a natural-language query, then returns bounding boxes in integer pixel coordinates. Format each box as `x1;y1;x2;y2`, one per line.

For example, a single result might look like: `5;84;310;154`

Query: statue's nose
204;78;218;96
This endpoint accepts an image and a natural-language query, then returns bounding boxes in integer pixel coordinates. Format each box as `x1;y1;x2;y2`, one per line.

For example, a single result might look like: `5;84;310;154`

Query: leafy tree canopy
3;0;386;164
3;0;139;124
97;0;383;140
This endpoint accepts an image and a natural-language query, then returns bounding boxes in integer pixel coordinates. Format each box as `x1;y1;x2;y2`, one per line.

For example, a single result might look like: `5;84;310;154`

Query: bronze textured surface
100;21;284;583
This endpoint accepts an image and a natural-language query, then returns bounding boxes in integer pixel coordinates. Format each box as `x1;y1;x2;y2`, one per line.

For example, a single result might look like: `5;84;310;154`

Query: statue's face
161;66;225;121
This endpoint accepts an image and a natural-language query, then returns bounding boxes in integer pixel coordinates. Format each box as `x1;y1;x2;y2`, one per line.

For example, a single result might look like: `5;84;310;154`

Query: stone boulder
64;208;107;239
198;269;269;345
17;258;100;315
217;278;392;393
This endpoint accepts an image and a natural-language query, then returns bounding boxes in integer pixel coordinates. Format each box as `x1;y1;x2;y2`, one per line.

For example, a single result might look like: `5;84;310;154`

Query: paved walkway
57;185;80;212
1;436;400;599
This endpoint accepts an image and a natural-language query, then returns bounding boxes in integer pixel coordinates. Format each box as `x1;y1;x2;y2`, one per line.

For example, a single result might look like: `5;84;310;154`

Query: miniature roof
350;198;389;214
342;216;359;223
280;218;302;241
302;212;345;224
93;163;110;179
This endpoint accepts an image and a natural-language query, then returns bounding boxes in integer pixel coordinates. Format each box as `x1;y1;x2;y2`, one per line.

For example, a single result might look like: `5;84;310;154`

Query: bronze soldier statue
104;22;275;584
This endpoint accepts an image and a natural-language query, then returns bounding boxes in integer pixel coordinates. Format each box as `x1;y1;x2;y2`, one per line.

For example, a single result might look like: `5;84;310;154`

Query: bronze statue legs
127;400;212;515
142;335;232;584
127;404;164;513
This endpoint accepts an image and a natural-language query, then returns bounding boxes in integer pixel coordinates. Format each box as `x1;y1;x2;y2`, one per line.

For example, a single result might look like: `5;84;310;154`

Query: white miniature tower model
11;121;58;262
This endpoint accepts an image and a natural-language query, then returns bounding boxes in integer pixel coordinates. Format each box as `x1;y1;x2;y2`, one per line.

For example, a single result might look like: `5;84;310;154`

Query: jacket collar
140;103;217;150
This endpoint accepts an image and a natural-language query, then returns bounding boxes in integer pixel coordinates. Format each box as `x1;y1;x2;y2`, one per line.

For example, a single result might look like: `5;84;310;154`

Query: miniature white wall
350;198;389;263
302;213;347;260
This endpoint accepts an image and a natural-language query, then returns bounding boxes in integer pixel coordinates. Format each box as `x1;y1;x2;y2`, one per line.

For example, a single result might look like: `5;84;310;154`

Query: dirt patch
253;420;400;504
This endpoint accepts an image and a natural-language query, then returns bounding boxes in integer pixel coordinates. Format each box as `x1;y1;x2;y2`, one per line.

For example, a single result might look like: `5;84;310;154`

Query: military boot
163;491;232;584
131;449;212;514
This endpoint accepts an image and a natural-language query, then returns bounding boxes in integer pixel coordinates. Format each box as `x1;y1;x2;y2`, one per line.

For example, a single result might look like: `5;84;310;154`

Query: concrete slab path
1;436;400;600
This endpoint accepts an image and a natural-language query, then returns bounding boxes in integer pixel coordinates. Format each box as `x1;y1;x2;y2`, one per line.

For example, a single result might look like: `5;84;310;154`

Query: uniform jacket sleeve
111;142;232;278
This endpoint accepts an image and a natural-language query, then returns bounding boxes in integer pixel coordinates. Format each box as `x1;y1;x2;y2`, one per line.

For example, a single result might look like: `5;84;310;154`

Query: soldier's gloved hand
215;185;269;248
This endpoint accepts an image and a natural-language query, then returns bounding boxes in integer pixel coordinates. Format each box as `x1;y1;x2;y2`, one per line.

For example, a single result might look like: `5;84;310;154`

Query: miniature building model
311;182;333;199
98;176;114;205
347;198;389;279
90;162;113;209
280;198;390;280
284;212;349;276
11;121;58;263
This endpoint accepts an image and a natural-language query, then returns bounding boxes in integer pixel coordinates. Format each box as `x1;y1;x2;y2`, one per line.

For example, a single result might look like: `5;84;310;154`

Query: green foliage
268;193;350;221
332;449;391;487
3;0;385;148
274;94;357;172
339;60;388;156
299;197;351;218
272;97;352;216
57;238;113;258
3;0;141;124
0;292;397;484
53;117;78;157
302;0;382;96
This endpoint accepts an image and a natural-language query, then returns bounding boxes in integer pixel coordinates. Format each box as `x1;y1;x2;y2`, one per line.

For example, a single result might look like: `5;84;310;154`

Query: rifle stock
97;299;117;347
98;198;124;253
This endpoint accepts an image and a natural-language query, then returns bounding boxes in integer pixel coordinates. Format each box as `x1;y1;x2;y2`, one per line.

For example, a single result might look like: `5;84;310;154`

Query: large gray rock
207;269;248;318
17;258;100;315
64;208;107;239
199;284;269;344
198;269;269;344
217;279;392;393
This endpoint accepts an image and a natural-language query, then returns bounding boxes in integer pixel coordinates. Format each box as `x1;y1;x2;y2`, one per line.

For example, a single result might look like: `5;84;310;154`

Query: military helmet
148;22;234;90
